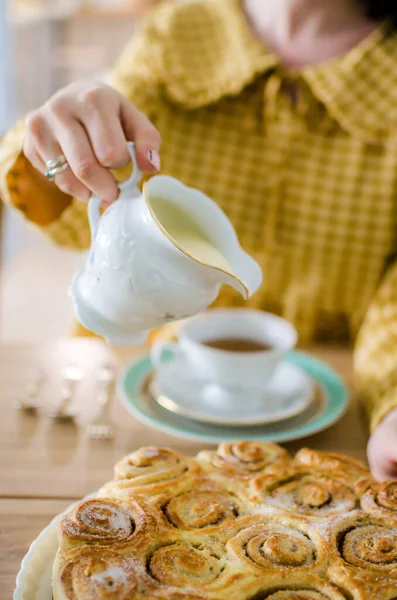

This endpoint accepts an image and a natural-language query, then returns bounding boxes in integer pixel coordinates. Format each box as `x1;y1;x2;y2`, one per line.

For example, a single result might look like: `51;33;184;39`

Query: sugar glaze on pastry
52;442;397;600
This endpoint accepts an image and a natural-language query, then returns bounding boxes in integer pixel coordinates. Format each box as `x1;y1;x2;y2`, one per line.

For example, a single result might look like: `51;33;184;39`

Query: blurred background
1;0;165;342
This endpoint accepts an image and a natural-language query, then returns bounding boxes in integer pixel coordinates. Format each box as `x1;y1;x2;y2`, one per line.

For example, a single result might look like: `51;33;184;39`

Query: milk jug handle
118;141;142;196
87;142;142;239
88;194;102;239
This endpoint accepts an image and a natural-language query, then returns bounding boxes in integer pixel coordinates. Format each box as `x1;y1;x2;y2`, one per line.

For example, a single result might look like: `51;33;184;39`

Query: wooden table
0;339;368;597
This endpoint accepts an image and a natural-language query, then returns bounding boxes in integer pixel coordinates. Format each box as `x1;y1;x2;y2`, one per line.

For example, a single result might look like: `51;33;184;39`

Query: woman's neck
243;0;378;66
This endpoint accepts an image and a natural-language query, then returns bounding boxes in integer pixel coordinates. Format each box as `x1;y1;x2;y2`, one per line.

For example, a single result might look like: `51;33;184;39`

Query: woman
1;0;396;479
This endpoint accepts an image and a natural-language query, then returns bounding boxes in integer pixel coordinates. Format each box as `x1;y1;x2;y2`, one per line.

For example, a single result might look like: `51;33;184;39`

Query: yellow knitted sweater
1;0;397;431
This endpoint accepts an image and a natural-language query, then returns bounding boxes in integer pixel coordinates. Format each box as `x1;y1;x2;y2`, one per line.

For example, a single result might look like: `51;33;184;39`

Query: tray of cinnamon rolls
15;442;397;600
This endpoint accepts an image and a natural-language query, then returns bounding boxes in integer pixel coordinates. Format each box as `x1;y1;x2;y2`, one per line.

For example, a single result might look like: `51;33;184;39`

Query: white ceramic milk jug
69;143;262;346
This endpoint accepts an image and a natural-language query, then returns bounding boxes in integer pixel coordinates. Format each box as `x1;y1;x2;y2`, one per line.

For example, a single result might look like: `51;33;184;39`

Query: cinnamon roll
251;591;344;600
53;549;140;600
361;481;397;523
148;542;226;587
102;447;199;497
252;469;357;516
59;498;135;548
294;449;369;485
328;562;397;600
162;488;240;530
243;573;351;600
339;524;397;574
198;442;288;478
227;516;322;574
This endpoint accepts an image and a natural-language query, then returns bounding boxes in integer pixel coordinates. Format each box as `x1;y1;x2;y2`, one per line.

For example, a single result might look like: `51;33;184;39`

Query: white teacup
151;309;298;389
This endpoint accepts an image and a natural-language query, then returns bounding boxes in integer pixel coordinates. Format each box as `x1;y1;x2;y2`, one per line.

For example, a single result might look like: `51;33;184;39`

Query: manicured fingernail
147;148;161;170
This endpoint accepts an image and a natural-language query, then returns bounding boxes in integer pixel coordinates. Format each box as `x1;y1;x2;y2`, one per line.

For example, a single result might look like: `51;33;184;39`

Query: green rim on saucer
118;351;349;444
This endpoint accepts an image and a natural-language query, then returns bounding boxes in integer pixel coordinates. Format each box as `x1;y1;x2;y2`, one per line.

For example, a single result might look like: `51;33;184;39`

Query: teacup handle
151;341;180;371
88;141;143;239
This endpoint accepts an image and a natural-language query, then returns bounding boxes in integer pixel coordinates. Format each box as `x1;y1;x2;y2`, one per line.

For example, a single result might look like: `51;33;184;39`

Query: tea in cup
151;308;298;389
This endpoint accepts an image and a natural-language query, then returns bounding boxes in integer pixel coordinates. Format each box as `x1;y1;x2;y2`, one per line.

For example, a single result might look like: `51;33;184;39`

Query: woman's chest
157;97;397;261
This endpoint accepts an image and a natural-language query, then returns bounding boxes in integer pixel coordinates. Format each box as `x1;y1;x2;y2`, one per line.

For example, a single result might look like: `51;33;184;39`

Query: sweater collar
163;0;397;142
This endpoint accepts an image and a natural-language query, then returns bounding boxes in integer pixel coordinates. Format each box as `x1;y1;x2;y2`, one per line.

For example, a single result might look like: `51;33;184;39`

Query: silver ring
45;154;67;170
44;155;69;181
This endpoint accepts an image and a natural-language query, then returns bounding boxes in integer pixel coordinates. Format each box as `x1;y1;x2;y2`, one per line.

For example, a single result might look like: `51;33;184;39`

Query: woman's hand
23;80;161;204
367;408;397;481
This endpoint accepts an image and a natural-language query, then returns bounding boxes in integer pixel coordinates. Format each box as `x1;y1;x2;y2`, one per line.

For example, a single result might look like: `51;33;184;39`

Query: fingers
120;97;161;172
380;455;397;480
25;112;89;201
80;94;131;170
367;431;397;481
50;115;119;203
371;463;397;482
23;81;162;205
23;125;45;173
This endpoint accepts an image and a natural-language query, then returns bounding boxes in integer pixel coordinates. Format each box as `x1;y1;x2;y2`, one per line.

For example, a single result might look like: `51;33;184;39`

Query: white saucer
119;352;348;444
150;356;314;426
